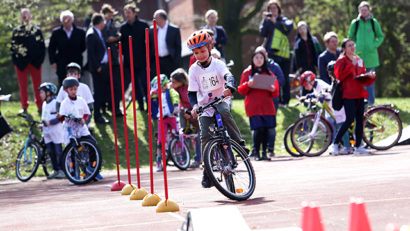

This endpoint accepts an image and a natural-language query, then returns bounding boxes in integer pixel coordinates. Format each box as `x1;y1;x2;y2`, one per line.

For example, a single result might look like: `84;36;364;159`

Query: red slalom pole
153;20;169;200
128;36;141;189
108;48;126;191
119;42;132;185
145;29;155;194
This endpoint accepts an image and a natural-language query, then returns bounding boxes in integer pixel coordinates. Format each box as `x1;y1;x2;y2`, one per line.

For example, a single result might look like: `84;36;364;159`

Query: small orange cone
300;202;325;231
349;198;372;231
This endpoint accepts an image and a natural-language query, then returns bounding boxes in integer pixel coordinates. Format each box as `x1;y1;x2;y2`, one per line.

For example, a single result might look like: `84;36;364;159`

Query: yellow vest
270;28;290;59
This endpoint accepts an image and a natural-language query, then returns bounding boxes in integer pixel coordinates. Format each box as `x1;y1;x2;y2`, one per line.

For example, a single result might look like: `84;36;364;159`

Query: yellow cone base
156;199;180;213
130;188;148;200
121;184;136;195
142;193;161;206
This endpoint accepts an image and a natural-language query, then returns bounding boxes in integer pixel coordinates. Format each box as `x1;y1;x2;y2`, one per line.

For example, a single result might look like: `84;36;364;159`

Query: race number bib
200;72;221;92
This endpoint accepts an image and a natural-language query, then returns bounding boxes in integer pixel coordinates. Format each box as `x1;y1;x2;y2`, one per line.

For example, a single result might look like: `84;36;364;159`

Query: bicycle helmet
66;62;81;72
327;60;336;77
62;77;80;89
38;82;57;95
300;71;316;87
187;30;212;50
151;74;169;91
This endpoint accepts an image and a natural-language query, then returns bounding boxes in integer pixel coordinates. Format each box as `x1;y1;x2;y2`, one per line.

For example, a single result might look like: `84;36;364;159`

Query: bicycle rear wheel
62;138;102;185
16;143;41;182
168;137;191;170
284;124;303;157
203;138;256;201
291;115;332;157
363;108;402;150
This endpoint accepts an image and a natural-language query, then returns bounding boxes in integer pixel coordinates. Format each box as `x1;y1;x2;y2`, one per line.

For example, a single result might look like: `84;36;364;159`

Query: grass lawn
1;98;409;179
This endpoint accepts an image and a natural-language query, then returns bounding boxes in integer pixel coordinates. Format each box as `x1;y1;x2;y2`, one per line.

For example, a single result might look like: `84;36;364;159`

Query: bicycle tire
363;108;402;150
284;124;303;157
16;143;41;182
291;115;333;157
203;138;256;201
168;137;191;170
62;138;102;185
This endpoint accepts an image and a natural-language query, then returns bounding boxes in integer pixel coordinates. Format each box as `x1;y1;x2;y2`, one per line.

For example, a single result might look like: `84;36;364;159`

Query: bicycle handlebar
17;114;41;125
197;96;226;116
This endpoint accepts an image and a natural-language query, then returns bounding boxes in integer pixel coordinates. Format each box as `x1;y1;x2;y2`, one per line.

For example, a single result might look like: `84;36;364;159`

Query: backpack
353;18;376;40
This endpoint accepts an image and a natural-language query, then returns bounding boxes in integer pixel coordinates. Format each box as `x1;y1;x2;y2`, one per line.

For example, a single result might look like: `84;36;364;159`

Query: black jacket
202;25;228;58
102;19;120;66
48;25;86;73
149;23;182;65
10;24;45;70
119;16;149;69
86;27;107;73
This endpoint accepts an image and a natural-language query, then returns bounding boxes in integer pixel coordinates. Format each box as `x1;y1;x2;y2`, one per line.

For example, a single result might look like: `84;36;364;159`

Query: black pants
334;98;365;147
124;67;147;111
158;55;179;78
272;58;291;104
91;64;111;119
106;64;122;113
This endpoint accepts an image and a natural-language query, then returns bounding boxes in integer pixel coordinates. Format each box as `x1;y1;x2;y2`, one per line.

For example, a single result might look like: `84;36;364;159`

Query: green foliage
300;0;410;96
0;0;94;96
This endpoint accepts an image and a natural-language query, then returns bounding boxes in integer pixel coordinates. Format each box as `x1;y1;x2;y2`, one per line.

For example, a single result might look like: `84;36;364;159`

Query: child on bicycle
187;30;249;188
150;74;179;172
170;68;202;168
299;70;351;155
56;63;94;124
59;77;103;180
38;82;65;179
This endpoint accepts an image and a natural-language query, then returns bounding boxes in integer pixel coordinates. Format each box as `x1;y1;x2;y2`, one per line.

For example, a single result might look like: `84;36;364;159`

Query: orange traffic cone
349;198;372;231
301;202;325;231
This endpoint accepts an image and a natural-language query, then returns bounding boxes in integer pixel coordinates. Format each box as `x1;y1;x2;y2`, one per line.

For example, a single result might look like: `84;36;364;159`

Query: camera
266;12;272;18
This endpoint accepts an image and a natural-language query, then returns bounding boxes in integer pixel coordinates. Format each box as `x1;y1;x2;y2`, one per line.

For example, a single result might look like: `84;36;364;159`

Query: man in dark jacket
10;8;45;114
120;3;149;111
259;0;293;106
149;9;182;79
49;10;86;87
86;13;110;124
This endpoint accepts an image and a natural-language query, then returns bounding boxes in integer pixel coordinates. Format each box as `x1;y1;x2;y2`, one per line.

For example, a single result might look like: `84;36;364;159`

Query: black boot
201;170;213;188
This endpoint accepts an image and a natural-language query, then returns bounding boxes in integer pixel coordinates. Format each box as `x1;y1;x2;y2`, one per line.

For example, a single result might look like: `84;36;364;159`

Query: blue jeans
365;67;376;105
46;142;63;171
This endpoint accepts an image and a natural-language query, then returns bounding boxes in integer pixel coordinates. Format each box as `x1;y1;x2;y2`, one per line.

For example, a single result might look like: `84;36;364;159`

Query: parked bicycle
15;114;54;182
198;96;255;201
61;115;102;185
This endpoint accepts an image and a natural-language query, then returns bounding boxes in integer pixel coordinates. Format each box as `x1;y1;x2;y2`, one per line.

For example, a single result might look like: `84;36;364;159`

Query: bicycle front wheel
16;143;41;182
168;137;191;170
363;108;402;150
63;138;102;185
203;138;256;201
291;115;332;157
284;124;303;157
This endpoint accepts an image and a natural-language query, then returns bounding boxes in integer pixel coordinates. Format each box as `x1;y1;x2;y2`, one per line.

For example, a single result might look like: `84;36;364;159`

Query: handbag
0;113;13;139
332;81;343;111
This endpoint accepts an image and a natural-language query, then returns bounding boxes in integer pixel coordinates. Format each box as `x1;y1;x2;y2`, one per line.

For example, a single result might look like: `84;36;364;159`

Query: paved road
1;145;410;231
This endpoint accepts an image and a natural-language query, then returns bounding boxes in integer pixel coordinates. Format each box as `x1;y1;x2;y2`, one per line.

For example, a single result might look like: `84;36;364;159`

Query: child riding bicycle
187;30;249;188
38;82;65;179
58;77;103;180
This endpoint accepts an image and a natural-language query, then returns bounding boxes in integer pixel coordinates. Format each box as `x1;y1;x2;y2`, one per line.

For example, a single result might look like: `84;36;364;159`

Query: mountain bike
15;114;54;182
198;97;255;201
61;115;102;185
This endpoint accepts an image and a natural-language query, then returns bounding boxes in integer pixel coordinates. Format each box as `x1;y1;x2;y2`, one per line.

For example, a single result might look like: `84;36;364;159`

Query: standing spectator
238;50;280;161
293;21;322;74
259;0;293;107
10;8;45;114
330;38;376;155
202;9;228;60
348;1;384;105
318;31;342;84
120;3;149;111
149;9;182;78
101;4;122;116
49;10;86;87
86;13;110;124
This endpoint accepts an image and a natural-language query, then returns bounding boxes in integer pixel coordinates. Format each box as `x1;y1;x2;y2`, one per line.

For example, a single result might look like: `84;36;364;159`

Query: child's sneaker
95;173;103;181
189;161;200;168
47;170;58;179
339;147;350;155
354;146;371;155
329;143;339;156
201;171;213;188
156;162;163;172
55;170;66;179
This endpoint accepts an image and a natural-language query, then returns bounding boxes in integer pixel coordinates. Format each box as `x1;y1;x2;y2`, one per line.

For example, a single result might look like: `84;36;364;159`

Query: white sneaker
329;144;339;155
354;146;371;155
339;147;350;155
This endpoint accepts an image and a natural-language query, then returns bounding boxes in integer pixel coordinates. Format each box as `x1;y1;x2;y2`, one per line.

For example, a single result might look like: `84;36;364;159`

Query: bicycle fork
215;114;237;168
